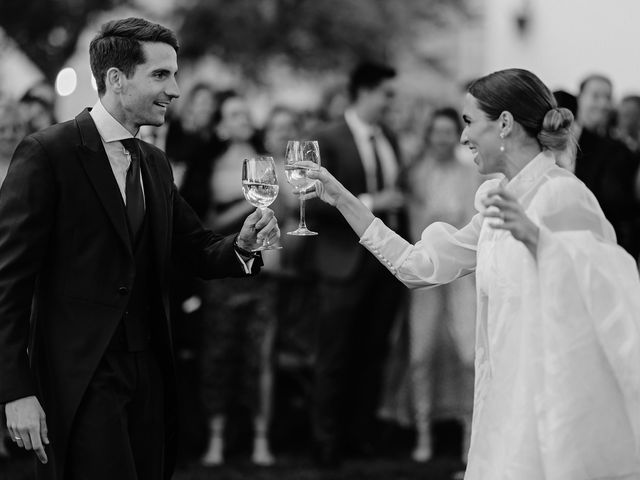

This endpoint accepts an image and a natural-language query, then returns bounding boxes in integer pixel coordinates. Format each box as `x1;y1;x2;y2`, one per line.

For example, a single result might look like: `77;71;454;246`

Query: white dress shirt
89;100;144;206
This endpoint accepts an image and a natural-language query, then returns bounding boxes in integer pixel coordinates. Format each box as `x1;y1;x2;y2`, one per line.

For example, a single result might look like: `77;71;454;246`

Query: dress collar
89;100;138;143
503;151;556;198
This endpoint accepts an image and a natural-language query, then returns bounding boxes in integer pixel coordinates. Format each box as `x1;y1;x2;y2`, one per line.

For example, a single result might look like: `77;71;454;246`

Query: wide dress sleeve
358;179;501;288
525;175;640;478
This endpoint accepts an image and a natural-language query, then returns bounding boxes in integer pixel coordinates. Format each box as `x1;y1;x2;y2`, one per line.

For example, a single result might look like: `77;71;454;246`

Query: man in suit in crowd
573;74;640;258
307;62;407;466
0;17;279;480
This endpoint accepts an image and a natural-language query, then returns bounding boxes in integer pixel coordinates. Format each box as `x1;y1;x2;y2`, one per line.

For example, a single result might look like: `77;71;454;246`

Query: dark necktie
121;138;145;243
370;133;385;192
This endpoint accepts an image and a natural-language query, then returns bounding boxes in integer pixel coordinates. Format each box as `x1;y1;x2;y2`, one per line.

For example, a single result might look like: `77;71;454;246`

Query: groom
0;17;279;480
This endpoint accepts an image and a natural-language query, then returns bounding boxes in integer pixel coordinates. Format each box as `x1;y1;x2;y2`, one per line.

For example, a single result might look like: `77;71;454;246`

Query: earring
499;133;505;152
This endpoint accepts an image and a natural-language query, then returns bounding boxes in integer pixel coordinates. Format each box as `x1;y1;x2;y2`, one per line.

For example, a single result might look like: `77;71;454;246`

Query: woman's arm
306;166;376;236
306;166;480;288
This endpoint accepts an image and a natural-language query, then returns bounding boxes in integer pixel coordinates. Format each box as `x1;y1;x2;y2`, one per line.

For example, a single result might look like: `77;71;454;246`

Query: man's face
577;78;612;131
117;41;180;131
359;79;395;124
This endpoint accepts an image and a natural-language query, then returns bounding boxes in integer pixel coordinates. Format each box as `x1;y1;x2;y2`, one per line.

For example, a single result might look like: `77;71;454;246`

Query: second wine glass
241;156;282;250
285;140;320;236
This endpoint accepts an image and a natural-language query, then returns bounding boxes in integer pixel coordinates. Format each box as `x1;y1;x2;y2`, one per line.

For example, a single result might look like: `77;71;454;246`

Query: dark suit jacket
576;128;640;257
0;109;258;480
306;118;405;281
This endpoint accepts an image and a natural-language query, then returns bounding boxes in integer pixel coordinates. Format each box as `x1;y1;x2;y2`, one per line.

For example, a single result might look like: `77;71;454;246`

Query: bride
306;68;640;479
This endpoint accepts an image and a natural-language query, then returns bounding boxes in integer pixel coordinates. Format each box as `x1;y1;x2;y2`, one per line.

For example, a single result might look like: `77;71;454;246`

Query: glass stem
259;207;269;247
298;194;307;229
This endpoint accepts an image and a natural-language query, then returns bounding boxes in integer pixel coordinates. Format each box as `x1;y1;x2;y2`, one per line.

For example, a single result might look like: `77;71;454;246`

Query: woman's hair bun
542;107;573;132
537;107;574;151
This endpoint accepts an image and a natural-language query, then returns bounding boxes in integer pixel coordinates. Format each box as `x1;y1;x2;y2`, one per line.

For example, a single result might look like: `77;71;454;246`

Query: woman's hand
304;164;375;237
482;187;540;257
304;166;346;207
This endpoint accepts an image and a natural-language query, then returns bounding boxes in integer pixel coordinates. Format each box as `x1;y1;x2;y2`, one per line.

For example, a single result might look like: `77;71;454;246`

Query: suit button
118;287;129;295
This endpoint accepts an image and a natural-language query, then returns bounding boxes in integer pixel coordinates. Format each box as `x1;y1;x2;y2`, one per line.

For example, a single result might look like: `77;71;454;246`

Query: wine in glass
241;156;282;250
285;140;320;236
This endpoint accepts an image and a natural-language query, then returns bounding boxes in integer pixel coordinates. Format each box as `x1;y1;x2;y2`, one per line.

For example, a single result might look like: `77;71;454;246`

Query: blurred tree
0;0;129;82
176;0;470;81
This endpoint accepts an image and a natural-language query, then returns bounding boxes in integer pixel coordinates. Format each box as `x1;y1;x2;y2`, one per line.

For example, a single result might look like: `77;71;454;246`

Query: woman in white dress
306;68;640;480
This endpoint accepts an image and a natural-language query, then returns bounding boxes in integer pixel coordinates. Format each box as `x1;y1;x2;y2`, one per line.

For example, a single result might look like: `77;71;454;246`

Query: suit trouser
312;256;405;450
66;349;165;480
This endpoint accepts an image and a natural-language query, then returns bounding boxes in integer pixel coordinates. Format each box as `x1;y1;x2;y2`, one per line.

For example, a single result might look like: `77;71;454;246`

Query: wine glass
285;140;320;236
241;156;282;250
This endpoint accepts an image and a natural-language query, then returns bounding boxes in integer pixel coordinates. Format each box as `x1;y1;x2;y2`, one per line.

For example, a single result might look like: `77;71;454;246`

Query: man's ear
106;67;123;93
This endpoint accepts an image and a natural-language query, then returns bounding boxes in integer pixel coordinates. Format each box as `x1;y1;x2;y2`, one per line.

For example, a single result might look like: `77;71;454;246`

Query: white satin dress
360;152;640;479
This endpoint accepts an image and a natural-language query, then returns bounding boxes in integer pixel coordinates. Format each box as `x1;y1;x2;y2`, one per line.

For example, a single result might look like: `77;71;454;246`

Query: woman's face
429;115;460;157
460;93;503;175
264;110;298;155
218;97;253;142
188;88;215;131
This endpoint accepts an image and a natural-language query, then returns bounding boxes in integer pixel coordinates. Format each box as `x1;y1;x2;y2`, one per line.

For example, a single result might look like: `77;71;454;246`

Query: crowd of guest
1;63;639;473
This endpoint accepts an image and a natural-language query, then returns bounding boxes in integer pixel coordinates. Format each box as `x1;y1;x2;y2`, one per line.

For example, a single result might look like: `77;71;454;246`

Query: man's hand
236;207;280;250
5;395;49;464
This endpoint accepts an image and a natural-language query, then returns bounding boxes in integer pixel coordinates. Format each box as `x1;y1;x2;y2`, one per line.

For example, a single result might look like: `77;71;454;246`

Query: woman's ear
499;111;514;137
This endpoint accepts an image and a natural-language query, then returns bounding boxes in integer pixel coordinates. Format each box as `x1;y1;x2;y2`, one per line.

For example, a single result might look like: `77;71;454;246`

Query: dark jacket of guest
306;118;406;280
576;127;640;257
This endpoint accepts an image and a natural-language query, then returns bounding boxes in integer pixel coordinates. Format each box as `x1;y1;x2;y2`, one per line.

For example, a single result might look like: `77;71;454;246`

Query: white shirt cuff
235;251;255;274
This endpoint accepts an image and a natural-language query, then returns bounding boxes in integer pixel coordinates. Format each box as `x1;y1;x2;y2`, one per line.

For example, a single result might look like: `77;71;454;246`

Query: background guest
18;84;57;134
574;74;640;258
165;82;218;197
306;61;407;467
402;107;478;462
614;95;640;153
200;90;277;467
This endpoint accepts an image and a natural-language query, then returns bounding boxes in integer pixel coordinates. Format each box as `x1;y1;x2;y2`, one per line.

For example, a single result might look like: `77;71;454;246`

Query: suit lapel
75;109;132;255
339;120;368;193
139;144;169;283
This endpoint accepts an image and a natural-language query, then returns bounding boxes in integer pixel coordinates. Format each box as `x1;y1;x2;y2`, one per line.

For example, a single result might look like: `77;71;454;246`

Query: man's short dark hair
89;17;179;96
348;62;396;102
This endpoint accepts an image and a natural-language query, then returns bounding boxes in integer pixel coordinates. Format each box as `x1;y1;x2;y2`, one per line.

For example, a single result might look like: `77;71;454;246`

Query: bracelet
234;236;259;258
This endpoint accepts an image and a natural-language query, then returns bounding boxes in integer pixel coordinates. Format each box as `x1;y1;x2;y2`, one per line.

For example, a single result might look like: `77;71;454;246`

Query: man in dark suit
0;18;279;480
574;74;640;258
306;62;406;466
